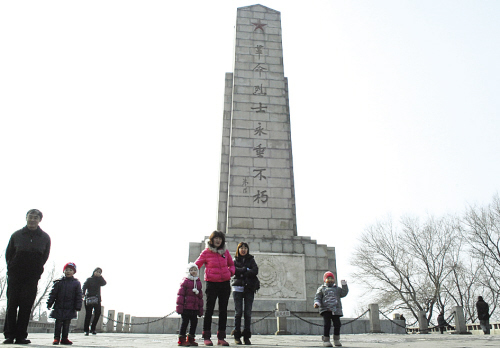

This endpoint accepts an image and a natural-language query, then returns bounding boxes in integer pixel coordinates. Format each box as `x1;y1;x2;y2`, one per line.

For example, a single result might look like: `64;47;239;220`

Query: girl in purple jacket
195;231;235;346
176;263;203;346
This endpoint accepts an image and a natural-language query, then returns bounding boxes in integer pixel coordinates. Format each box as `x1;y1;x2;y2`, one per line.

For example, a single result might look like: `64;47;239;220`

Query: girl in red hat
47;263;82;345
313;271;349;347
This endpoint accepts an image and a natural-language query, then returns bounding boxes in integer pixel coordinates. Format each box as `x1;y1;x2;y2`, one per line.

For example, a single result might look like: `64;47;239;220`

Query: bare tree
462;193;500;320
30;263;56;320
441;257;482;323
352;215;461;323
0;261;7;302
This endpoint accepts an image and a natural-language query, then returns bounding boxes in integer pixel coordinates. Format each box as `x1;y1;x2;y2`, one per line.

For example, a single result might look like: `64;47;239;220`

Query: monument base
189;234;337;317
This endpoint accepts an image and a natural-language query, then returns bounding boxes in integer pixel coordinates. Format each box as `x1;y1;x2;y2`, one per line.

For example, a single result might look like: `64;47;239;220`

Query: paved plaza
18;333;500;348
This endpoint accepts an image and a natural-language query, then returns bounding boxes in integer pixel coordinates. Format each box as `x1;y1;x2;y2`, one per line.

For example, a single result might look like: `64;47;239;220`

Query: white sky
1;1;499;319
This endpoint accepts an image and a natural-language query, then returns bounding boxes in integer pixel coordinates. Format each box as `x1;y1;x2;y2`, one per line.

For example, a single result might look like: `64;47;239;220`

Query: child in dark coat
176;262;203;346
47;262;82;345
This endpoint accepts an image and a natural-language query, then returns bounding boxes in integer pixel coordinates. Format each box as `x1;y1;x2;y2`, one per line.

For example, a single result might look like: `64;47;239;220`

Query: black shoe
14;339;31;345
84;332;89;336
3;339;14;344
91;331;96;335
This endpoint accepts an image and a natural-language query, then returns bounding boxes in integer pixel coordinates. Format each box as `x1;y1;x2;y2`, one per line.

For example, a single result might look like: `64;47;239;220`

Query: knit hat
323;271;335;282
186;262;199;294
64;262;77;273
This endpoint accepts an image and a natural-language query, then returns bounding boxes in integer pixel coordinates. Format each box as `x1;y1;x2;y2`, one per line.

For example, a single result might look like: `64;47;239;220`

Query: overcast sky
1;1;499;319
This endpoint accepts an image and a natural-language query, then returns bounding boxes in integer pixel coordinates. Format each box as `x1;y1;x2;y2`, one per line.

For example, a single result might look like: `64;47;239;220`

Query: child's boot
231;330;242;345
202;331;213;346
60;338;73;345
178;335;190;346
242;329;251;345
322;336;333;347
216;331;229;346
333;335;342;347
187;334;198;346
52;338;60;345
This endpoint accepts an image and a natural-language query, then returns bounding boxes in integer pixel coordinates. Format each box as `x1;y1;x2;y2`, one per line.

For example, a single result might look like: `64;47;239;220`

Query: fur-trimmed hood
206;239;227;255
186;262;199;280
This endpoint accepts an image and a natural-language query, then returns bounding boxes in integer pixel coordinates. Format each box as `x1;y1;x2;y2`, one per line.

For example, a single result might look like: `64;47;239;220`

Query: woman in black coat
231;242;259;345
81;267;106;335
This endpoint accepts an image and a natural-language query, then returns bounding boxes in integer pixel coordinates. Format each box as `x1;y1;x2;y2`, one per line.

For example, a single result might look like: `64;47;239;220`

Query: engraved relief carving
254;253;306;300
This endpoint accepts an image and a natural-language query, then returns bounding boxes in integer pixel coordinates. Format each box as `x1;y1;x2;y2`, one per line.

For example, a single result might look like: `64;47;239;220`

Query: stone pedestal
106;310;115;333
124;314;131;333
418;311;429;334
369;304;382;333
116;312;124;333
275;303;290;335
75;306;86;332
189;234;336;317
453;306;471;334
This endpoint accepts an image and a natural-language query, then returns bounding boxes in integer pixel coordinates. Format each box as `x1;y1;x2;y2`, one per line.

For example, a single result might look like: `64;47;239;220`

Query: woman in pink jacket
195;231;235;346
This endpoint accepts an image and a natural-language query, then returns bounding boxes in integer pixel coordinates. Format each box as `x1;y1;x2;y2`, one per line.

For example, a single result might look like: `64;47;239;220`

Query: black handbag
85;296;99;306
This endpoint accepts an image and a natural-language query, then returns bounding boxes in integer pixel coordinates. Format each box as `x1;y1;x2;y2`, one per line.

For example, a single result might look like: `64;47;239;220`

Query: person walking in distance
81;267;106;335
314;272;349;347
195;231;235;346
437;311;448;334
3;209;51;344
476;296;490;335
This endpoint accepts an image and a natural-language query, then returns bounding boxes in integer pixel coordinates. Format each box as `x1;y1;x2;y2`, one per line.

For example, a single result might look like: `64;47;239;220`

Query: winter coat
6;226;51;280
314;283;349;316
47;276;83;320
195;241;235;283
476;299;490;320
437;313;447;327
231;254;259;292
176;263;204;316
82;275;107;302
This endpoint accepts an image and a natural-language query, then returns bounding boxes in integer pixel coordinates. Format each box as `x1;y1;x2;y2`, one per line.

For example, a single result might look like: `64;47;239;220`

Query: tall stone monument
189;4;337;318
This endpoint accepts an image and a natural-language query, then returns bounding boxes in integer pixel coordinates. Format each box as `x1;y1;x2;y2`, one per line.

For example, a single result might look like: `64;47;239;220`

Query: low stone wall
127;316;406;335
0;319;69;334
406;322;500;335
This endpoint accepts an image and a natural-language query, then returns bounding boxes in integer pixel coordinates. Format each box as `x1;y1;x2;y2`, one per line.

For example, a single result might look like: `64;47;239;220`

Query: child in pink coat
176;263;203;346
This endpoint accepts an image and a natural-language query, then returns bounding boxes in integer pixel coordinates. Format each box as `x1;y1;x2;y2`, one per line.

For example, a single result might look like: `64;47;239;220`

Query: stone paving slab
17;333;500;348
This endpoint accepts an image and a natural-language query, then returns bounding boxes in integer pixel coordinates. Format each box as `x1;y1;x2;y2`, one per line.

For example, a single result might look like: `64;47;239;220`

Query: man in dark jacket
476;296;490;335
437;311;448;334
3;209;51;344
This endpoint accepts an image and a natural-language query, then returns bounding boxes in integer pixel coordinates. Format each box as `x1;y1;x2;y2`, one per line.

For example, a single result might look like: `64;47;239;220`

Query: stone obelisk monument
189;4;337;320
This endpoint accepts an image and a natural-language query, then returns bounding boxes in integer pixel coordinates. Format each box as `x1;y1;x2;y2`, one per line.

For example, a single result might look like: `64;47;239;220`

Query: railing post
418;311;428;334
76;306;86;331
97;305;104;332
106;310;115;333
130;316;136;333
453;306;470;334
116;312;124;332
368;304;382;333
124;314;131;333
275;303;290;335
